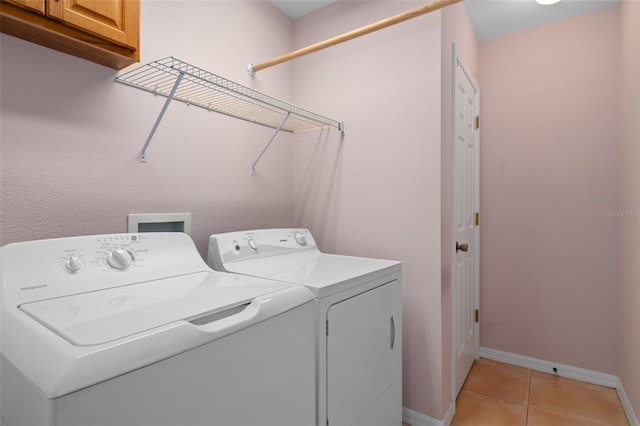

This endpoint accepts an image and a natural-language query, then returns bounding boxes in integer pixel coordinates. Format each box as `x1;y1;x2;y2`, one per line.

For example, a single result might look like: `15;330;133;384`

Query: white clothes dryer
208;228;402;426
1;232;316;426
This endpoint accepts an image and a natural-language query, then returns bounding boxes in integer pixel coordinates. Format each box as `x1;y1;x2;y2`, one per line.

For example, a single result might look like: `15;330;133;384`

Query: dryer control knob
294;232;307;246
64;255;84;273
106;248;133;270
248;238;259;250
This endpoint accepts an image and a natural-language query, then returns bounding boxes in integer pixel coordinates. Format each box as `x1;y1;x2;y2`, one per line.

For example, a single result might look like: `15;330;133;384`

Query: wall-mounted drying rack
115;57;345;173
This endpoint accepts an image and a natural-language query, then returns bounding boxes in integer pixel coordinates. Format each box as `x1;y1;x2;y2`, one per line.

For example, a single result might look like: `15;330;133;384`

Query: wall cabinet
0;0;139;69
6;0;43;14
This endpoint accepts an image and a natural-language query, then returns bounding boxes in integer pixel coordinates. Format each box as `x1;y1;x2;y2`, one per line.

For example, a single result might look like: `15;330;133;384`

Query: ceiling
267;0;619;41
465;0;619;41
268;0;338;20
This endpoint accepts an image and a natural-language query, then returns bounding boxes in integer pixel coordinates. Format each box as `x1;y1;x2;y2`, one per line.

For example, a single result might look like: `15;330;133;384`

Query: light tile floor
450;358;629;426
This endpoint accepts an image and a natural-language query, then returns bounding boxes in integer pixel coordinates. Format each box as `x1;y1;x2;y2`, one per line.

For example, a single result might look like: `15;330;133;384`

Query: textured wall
0;1;295;257
617;0;640;419
479;8;619;374
290;1;445;419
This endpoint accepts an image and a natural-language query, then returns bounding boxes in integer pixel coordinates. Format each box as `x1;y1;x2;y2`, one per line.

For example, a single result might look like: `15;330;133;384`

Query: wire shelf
115;57;343;133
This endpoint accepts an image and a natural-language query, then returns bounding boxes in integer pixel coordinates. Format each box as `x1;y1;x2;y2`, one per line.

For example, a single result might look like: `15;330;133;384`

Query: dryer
208;228;402;426
0;232;316;426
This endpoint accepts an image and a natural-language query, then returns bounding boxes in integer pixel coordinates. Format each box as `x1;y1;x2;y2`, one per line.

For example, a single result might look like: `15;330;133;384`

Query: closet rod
248;0;461;76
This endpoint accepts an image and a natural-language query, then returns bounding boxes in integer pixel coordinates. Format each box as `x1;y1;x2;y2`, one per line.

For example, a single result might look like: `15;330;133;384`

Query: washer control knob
294;231;307;246
106;248;133;270
64;255;84;273
248;238;259;250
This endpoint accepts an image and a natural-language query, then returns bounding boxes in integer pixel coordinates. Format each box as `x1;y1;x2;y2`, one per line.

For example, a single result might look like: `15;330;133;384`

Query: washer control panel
2;233;209;305
57;234;142;275
208;228;318;268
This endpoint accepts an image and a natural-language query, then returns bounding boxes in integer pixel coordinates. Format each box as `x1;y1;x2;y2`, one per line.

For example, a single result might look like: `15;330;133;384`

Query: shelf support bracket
251;112;291;175
139;71;185;162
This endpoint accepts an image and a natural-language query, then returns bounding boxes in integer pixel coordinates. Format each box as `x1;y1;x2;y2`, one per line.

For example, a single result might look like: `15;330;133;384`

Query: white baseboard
441;402;455;426
402;407;440;426
479;347;618;388
617;379;640;426
402;401;454;426
480;347;639;426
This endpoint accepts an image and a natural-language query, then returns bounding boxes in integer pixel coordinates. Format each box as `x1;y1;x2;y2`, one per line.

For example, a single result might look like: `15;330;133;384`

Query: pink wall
441;1;479;414
617;0;640;418
1;0;456;420
4;0;630;421
288;1;479;419
0;1;295;257
479;8;619;374
290;1;446;419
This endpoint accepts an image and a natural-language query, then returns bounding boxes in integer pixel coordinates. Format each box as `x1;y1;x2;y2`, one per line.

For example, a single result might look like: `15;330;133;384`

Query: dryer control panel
2;232;210;305
208;229;318;268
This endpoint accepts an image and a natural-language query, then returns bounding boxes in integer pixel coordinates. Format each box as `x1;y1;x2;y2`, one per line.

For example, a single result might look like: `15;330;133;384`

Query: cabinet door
3;0;44;14
326;281;401;426
46;0;138;50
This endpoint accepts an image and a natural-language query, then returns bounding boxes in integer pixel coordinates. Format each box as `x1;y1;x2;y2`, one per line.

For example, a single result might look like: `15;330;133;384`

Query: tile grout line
457;358;629;426
463;388;529;408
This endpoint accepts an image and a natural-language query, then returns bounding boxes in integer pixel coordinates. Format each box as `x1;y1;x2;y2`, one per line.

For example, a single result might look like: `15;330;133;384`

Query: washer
1;232;316;426
208;228;402;426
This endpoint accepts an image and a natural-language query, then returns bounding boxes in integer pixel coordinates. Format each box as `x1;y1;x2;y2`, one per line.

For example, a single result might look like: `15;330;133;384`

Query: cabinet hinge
475;212;479;226
475;309;479;323
475;115;480;129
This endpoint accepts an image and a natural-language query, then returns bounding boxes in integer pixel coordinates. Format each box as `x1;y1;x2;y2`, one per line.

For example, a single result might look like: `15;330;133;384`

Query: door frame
450;42;480;401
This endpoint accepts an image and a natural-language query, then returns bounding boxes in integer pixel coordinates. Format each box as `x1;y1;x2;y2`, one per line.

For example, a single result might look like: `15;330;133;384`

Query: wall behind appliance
0;1;295;255
617;0;640;419
289;1;445;419
479;8;619;374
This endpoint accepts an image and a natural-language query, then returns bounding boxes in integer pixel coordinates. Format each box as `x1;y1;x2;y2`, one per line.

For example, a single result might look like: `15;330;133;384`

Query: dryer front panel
326;280;401;426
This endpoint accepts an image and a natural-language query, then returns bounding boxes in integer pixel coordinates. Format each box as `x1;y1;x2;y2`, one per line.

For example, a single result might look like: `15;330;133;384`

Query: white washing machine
0;232;316;426
208;228;402;426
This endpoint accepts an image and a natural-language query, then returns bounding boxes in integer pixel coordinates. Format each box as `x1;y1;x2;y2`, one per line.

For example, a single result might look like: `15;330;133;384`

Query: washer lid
223;251;400;298
19;271;289;346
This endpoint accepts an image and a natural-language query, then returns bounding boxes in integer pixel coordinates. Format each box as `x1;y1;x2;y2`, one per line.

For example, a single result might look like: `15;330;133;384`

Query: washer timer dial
106;247;134;270
63;255;84;273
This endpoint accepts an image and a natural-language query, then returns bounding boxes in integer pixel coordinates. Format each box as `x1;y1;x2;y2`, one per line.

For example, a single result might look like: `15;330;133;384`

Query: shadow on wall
293;128;344;249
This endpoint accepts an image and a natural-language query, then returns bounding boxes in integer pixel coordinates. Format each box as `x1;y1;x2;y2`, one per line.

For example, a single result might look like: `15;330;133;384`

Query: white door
452;44;480;398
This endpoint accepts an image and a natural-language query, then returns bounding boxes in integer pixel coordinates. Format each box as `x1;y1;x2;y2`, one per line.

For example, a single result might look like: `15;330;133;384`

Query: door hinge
475;212;479;226
475;309;479;323
475;115;480;129
326;320;329;336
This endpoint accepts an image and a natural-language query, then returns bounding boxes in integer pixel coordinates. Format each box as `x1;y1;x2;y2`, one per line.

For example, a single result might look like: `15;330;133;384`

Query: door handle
456;242;469;253
390;316;396;350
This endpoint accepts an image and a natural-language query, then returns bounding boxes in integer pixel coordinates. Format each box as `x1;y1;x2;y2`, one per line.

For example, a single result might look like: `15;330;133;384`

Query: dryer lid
19;271;289;346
